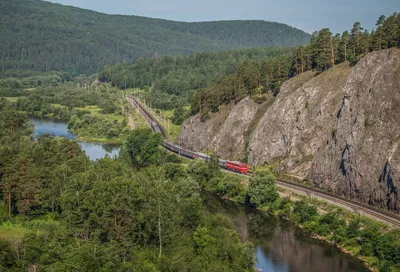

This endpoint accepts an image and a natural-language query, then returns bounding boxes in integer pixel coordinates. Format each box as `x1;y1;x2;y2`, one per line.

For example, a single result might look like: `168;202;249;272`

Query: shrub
247;170;278;207
292;200;318;223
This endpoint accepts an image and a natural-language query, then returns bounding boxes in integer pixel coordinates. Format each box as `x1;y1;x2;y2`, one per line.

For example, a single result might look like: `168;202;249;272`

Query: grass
129;107;148;130
50;103;67;108
76;137;124;144
75;105;126;123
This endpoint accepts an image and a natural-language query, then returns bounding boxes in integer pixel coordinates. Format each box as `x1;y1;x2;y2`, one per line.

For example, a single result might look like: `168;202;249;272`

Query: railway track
127;95;400;228
275;179;400;228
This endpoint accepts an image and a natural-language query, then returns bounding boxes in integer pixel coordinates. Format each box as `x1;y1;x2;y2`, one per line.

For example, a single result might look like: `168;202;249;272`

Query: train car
180;148;198;159
197;152;228;168
197;152;210;161
218;159;227;168
150;121;162;134
164;140;179;152
164;140;198;159
225;161;249;174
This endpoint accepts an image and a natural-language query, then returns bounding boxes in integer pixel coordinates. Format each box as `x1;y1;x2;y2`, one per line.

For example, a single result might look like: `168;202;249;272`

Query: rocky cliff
179;48;400;211
310;49;400;211
178;97;259;160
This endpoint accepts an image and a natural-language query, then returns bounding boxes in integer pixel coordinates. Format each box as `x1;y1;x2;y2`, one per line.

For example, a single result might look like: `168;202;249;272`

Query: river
202;193;370;272
30;118;120;161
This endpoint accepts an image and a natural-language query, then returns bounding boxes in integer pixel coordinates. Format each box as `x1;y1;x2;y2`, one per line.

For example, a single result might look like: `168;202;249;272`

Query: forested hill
0;0;311;74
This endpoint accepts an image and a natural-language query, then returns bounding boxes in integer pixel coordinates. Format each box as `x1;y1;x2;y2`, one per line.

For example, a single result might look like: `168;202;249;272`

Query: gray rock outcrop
310;49;400;210
178;97;258;160
178;48;400;211
248;65;349;177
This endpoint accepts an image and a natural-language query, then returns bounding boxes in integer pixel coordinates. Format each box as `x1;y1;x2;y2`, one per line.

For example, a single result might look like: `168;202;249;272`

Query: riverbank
73;135;124;144
216;190;375;271
28;115;126;144
202;191;371;272
202;167;400;272
30;118;121;160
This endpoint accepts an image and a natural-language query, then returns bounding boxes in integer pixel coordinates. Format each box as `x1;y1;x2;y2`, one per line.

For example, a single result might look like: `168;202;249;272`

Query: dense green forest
0;0;310;74
99;13;400;119
191;13;400;119
99;47;293;109
0;100;255;271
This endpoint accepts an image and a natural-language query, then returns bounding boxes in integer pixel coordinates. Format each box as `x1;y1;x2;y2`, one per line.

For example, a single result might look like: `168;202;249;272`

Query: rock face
310;49;400;211
178;97;259;160
248;66;349;177
179;48;400;211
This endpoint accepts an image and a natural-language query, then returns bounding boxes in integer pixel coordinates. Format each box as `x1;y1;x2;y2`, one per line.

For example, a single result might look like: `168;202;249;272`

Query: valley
0;0;399;271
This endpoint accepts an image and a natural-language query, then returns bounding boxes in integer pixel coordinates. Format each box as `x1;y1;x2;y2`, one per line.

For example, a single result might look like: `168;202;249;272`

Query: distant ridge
0;0;311;74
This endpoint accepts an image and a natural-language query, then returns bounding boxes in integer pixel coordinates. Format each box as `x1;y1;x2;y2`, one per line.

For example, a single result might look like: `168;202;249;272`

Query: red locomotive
225;161;249;174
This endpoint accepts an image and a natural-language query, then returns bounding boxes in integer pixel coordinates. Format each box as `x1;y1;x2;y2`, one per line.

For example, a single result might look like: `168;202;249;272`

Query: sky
46;0;400;34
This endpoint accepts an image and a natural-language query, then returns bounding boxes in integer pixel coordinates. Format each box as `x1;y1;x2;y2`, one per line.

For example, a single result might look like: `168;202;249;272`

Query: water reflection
30;118;120;161
202;193;370;272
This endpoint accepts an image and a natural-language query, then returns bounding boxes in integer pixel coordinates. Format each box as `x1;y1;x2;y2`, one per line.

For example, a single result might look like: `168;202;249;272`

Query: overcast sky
47;0;400;34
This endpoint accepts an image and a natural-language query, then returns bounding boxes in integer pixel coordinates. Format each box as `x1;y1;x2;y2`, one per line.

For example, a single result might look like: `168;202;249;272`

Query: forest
1;94;399;271
0;0;310;74
99;47;293;110
191;13;400;119
99;13;400;121
0;61;399;272
0;99;256;271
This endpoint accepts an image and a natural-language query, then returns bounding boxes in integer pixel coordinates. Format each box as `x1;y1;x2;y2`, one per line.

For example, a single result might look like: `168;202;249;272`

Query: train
164;140;249;174
130;96;249;174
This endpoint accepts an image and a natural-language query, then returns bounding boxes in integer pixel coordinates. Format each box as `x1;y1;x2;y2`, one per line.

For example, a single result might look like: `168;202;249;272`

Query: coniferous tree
339;31;350;62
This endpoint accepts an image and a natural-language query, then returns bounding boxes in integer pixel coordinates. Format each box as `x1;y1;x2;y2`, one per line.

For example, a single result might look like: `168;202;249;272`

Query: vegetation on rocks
192;13;400;120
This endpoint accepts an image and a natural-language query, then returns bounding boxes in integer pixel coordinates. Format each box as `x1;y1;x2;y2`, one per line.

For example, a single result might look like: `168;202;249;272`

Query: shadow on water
30;118;120;161
201;192;370;272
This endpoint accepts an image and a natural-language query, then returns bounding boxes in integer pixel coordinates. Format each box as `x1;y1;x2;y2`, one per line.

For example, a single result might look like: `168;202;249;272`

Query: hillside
178;48;400;213
99;47;293;109
0;0;311;74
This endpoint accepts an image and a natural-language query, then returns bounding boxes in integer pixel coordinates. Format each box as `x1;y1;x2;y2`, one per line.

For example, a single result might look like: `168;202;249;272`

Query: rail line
126;95;400;228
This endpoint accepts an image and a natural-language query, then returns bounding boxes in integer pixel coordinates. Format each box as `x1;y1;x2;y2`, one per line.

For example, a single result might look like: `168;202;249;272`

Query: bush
292;200;318;223
247;170;278;207
216;175;247;202
276;197;291;218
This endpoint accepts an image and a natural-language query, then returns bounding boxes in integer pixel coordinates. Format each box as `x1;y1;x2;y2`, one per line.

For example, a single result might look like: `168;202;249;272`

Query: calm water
202;193;370;272
30;118;120;161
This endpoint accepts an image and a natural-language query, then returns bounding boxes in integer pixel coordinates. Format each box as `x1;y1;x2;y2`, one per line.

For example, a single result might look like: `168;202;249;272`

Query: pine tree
374;15;387;50
314;28;333;72
339;31;350;62
349;22;364;63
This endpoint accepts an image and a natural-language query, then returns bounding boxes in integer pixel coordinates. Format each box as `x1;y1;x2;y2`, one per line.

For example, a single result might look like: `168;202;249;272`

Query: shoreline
213;192;375;272
29;117;124;145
